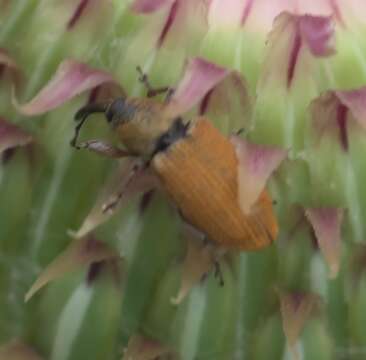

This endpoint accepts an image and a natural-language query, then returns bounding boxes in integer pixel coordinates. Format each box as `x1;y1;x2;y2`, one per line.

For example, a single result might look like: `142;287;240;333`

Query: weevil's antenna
70;102;110;149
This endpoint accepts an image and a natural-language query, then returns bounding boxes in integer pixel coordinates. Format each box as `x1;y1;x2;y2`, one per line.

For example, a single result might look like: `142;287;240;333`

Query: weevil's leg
202;235;210;247
214;260;224;287
102;186;129;214
136;66;172;99
171;224;215;304
70;116;88;149
102;162;145;213
200;235;226;286
102;181;134;214
198;237;210;283
76;139;130;158
148;86;172;99
163;87;175;103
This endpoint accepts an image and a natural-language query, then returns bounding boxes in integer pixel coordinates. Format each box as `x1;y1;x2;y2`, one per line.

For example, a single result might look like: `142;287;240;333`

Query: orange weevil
70;68;278;269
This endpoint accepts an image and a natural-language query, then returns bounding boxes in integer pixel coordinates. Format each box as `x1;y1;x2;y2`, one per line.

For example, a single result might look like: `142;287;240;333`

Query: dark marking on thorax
152;117;190;156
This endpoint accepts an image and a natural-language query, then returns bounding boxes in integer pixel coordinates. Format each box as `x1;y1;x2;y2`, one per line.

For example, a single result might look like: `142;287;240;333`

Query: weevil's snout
71;101;111;149
74;102;108;122
71;97;132;149
74;106;90;122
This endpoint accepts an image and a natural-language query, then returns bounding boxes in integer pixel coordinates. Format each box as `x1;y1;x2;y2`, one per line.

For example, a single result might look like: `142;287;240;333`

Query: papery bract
123;334;174;360
231;136;287;214
131;0;175;14
171;225;214;305
0;118;32;154
0;340;43;360
279;291;321;358
165;57;229;117
310;89;366;151
258;12;335;90
14;60;120;116
72;160;157;239
25;237;119;301
0;48;21;81
306;207;343;278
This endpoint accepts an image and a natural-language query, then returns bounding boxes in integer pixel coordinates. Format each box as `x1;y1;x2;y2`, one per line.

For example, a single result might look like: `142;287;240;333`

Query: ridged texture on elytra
152;118;278;250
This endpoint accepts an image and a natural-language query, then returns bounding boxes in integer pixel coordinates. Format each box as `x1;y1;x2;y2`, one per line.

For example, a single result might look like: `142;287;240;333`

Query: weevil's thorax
107;97;177;158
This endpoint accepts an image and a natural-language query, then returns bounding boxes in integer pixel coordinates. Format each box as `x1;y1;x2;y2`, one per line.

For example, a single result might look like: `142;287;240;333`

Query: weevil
70;68;278;257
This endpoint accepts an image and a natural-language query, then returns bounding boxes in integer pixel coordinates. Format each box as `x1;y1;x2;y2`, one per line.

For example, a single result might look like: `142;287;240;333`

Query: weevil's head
73;97;137;130
71;97;183;159
104;97;136;127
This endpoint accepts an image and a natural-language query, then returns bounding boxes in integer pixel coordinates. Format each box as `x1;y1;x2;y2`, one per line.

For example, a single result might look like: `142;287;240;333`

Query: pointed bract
298;14;335;57
158;0;210;48
259;12;335;90
0;118;32;154
72;159;157;239
14;60;120;116
25;237;119;301
0;340;43;360
171;225;215;305
128;0;208;54
0;48;21;83
335;88;366;130
199;70;252;131
86;257;124;287
305;207;344;278
207;0;340;30
279;291;321;356
165;57;229;117
156;0;179;47
123;334;174;360
311;88;366;151
310;91;350;151
0;49;18;70
207;0;244;28
67;0;91;30
231;136;286;214
131;0;175;14
350;244;366;285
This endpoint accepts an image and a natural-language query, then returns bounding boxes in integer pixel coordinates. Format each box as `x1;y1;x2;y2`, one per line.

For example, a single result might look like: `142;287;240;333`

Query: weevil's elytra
71;70;278;251
152;118;277;250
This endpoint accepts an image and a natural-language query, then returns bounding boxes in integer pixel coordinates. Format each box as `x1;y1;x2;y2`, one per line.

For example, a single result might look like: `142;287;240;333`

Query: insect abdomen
152;118;278;250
